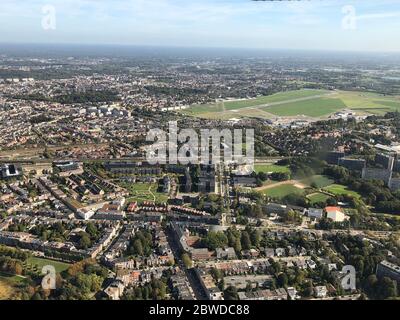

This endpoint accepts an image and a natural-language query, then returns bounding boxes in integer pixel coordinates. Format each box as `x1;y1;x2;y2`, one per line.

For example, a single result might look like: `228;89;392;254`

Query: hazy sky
0;0;400;52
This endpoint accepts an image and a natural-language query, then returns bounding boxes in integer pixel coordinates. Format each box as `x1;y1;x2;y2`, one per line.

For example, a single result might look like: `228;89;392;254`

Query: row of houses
0;221;120;260
238;288;288;301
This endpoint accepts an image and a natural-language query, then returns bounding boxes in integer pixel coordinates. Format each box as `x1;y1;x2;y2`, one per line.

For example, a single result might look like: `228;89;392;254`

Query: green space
323;184;361;199
182;89;328;116
223;89;328;110
302;175;334;188
307;192;333;204
124;183;169;203
181;89;400;120
25;257;71;273
254;164;290;174
262;184;304;199
261;98;346;117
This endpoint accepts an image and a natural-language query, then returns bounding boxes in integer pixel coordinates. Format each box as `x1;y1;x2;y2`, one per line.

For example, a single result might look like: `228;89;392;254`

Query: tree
210;268;223;281
364;274;378;296
86;222;98;239
133;239;144;256
234;237;242;254
224;286;239;300
378;277;398;299
182;253;193;268
271;172;290;182
250;229;261;247
203;231;228;250
277;273;288;287
79;232;91;250
241;231;251;250
302;282;314;297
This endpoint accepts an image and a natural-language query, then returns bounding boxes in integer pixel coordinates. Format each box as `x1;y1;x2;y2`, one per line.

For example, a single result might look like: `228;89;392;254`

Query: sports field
262;184;304;198
181;89;400;119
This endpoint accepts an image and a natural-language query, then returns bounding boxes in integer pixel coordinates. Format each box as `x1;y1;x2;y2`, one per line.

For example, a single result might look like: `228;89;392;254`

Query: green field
263;184;304;198
307;192;333;204
260;98;346;117
182;89;329;117
302;175;335;188
26;257;71;273
336;91;400;114
323;184;361;199
223;89;328;110
124;183;169;203
254;164;290;174
181;89;400;120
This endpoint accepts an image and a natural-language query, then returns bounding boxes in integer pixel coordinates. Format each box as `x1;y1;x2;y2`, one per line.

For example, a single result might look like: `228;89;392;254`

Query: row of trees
202;227;261;254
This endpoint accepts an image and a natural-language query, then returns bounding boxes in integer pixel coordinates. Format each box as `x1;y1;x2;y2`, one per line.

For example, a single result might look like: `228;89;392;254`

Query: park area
323;184;362;199
256;173;360;203
123;182;169;203
24;257;71;274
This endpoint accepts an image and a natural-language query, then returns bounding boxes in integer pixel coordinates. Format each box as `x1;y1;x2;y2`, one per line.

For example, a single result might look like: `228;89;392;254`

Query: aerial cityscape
1;0;400;305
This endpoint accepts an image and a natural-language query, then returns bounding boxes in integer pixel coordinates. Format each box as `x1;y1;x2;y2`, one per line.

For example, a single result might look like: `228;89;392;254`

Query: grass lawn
302;175;335;188
307;192;333;204
223;89;328;110
182;89;328;116
25;257;71;274
184;101;225;115
261;98;347;117
263;184;304;199
124;183;169;203
323;184;361;199
334;91;400;115
182;90;400;120
254;164;290;174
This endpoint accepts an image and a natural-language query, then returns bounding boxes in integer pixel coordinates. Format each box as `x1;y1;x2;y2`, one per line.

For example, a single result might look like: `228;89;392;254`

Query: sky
0;0;400;52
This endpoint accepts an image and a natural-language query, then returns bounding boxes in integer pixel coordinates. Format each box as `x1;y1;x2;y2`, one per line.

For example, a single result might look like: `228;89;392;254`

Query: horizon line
1;41;400;56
